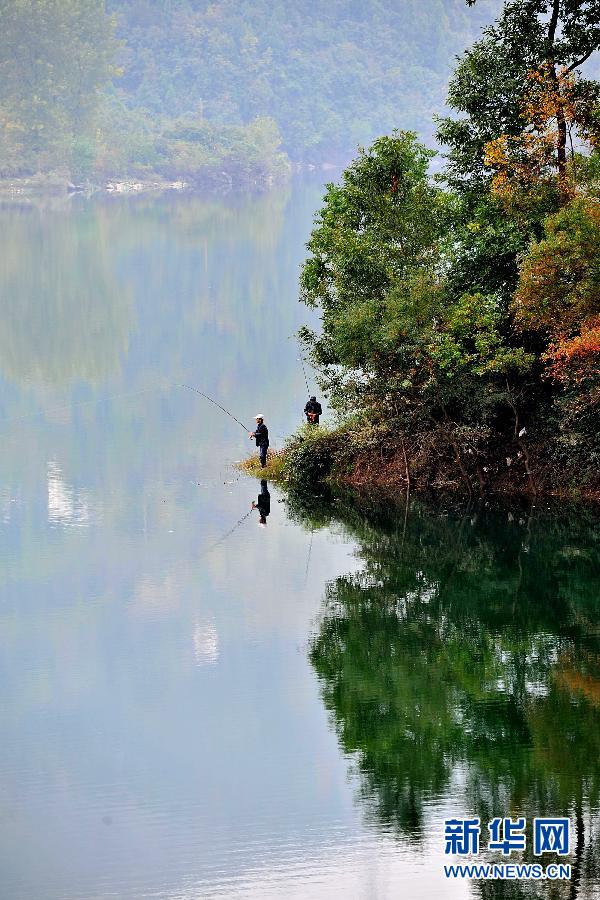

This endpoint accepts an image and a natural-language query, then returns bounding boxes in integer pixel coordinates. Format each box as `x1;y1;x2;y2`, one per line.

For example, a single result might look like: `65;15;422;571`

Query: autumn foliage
513;197;600;336
514;196;600;418
483;64;599;210
547;316;600;382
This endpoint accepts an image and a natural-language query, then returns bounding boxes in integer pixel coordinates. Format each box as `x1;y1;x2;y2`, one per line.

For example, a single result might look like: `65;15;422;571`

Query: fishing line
0;377;278;454
0;366;202;431
303;529;314;586
0;385;160;429
288;333;312;396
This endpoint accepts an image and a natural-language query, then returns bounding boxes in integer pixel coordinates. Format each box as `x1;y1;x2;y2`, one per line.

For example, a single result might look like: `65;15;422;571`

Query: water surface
0;185;598;899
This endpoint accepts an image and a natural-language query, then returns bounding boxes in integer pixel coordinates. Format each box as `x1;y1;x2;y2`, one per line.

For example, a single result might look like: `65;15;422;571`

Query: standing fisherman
304;396;322;425
250;414;269;467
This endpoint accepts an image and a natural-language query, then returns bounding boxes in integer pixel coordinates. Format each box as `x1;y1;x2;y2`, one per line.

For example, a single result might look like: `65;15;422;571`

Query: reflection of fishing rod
179;384;249;432
303;529;314;587
203;507;254;556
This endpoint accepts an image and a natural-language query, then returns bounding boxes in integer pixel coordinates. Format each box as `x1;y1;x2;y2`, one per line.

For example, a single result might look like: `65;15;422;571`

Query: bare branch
566;50;595;73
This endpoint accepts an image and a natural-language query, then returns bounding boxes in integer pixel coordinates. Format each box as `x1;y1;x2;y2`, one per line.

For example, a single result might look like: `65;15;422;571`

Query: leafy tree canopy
300;0;600;492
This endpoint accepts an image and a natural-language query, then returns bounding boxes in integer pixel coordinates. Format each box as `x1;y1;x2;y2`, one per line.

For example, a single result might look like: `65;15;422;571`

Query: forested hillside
109;0;502;161
0;0;503;184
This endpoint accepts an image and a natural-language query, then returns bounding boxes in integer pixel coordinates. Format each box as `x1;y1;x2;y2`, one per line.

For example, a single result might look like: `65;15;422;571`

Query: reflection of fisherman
304;396;322;424
249;414;269;467
252;479;271;526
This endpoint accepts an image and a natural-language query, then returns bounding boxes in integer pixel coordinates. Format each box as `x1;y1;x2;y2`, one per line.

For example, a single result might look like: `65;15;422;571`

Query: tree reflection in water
288;492;600;898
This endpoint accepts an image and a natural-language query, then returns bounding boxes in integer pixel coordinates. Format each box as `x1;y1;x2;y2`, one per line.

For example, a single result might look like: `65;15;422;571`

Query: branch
566;50;595;72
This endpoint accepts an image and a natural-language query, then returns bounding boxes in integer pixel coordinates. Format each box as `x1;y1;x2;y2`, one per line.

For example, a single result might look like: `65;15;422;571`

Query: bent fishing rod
298;352;311;396
295;335;311;396
178;383;250;432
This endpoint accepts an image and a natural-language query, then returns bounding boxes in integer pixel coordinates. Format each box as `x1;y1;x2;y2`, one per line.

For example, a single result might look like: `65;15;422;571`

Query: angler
250;414;269;467
304;396;322;425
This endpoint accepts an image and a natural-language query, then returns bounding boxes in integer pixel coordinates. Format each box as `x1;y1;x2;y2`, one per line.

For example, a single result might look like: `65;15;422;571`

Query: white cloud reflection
193;620;219;666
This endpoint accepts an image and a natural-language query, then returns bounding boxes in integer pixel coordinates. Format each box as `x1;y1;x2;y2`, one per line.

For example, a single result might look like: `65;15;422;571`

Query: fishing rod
298;352;310;395
304;529;314;587
178;383;249;432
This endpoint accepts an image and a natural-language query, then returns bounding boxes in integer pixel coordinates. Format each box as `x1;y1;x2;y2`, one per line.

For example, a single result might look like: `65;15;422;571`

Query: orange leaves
522;63;578;132
482;63;596;208
513;197;600;336
513;197;600;413
483;130;557;205
546;316;600;386
546;319;600;421
512;196;600;418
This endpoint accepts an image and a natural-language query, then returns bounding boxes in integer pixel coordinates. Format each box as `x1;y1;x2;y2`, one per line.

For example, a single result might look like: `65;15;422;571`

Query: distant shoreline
0;163;344;201
0;172;287;199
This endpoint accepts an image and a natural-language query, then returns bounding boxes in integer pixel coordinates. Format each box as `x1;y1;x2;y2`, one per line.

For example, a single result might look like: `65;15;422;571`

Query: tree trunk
547;0;568;198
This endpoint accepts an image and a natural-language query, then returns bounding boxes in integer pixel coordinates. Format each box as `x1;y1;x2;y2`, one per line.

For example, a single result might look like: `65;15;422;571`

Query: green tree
109;0;506;163
513;197;600;455
299;132;451;409
513;197;600;337
437;0;600;202
0;0;118;176
298;130;539;493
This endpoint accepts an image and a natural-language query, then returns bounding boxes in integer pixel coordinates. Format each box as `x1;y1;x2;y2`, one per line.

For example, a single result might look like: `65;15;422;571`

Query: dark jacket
254;422;269;447
304;399;322;416
256;480;271;517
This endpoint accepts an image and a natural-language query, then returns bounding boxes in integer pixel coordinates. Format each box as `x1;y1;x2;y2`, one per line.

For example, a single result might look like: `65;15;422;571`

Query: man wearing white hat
249;414;269;468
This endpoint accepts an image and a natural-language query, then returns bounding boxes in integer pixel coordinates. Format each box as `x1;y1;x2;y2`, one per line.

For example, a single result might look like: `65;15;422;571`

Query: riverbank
0;170;288;199
240;422;600;504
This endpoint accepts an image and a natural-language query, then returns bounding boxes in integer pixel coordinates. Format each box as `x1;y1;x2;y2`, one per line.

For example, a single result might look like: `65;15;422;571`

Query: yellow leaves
483;135;509;168
482;63;595;209
523;64;578;130
483;130;559;207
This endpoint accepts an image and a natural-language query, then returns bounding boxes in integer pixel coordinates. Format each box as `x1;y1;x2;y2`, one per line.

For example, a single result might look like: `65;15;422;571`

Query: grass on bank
237;418;600;502
238;448;287;481
237;421;370;486
237;424;342;482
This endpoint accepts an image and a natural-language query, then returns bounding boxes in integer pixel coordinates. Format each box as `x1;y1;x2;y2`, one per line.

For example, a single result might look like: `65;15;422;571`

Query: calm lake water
0;184;598;900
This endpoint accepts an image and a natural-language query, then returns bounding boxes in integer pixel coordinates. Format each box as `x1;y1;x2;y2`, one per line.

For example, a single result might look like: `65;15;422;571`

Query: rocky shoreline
0;174;188;198
0;169;293;199
0;160;345;200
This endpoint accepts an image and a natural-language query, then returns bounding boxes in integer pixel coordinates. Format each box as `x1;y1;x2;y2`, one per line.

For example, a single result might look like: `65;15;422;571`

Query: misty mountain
109;0;504;162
